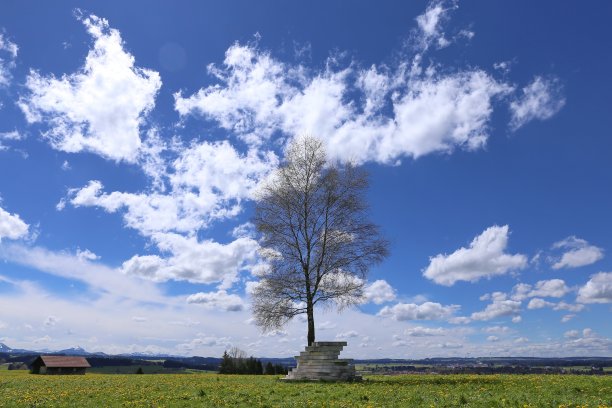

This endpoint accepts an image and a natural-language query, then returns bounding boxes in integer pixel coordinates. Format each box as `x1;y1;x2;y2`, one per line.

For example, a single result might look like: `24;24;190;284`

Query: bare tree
252;136;389;346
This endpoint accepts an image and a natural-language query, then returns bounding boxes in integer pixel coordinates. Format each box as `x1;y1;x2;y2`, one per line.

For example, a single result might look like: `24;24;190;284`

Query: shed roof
38;356;91;368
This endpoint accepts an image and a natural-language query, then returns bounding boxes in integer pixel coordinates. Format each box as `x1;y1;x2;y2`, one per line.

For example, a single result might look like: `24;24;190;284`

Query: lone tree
252;136;389;346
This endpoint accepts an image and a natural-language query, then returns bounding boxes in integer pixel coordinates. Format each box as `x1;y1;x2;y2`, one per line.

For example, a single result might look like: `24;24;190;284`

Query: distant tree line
219;347;288;375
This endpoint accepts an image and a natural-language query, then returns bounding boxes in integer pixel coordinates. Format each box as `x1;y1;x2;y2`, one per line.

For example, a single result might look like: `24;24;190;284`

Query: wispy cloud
509;76;565;130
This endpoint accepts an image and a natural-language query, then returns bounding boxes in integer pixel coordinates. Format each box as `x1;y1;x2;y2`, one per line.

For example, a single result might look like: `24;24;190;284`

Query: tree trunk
306;299;315;346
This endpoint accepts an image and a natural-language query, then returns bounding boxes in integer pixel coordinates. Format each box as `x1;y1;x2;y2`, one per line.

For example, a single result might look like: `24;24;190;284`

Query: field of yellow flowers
0;370;610;407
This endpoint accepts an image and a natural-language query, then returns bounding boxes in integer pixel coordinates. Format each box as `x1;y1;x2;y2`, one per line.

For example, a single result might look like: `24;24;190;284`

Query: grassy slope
0;371;610;407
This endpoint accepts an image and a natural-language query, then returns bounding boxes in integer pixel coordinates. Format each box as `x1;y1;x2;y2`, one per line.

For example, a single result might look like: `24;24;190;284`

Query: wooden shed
30;356;91;375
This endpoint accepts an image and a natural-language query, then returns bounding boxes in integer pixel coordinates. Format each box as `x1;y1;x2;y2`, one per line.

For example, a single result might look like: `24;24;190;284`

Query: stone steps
282;341;360;382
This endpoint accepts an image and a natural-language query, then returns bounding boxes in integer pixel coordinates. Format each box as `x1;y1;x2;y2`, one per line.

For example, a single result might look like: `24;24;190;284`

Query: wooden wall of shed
45;367;87;375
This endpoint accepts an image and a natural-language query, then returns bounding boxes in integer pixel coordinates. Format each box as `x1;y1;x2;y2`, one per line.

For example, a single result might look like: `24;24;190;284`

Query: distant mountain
56;346;90;356
0;343;35;354
0;343;13;353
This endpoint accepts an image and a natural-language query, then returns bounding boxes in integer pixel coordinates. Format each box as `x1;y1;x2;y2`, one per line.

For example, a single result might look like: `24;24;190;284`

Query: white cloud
0;32;18;87
0;206;29;241
414;0;457;50
18;14;161;162
317;321;337;330
529;279;570;298
177;334;231;352
175;39;512;166
471;296;521;321
0;130;25;151
508;279;582;313
76;248;100;262
486;335;499;342
423;225;527;286
33;335;52;344
527;298;554;310
404;326;447;337
439;342;463;349
577;272;612;304
335;330;359;339
561;314;575;323
564;330;579;339
378;301;459;321
551;236;604;270
509;76;565;130
362;279;396;304
448;316;471;324
121;233;258;288
553;302;584;313
510;283;531;300
65;141;277;235
186;290;244;312
483;325;510;334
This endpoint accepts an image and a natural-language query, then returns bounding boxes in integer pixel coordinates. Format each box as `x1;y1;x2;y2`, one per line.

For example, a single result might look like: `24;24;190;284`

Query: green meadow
0;370;611;407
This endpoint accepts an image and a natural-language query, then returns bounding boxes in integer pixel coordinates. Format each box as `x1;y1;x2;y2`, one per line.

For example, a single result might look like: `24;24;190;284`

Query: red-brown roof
39;356;91;368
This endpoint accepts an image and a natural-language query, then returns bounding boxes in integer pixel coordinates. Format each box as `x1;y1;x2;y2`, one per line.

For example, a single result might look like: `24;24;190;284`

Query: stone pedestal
283;341;361;382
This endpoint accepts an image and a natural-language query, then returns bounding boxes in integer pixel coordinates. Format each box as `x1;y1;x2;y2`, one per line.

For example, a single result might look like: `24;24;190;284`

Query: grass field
0;370;610;407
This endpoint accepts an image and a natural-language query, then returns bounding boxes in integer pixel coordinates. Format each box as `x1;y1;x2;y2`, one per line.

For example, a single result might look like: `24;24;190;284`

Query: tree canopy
252;136;389;345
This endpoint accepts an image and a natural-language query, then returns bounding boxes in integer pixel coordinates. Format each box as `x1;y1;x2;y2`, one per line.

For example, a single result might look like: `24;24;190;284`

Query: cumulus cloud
76;248;100;262
511;279;570;300
177;334;231;352
564;330;579;339
551;236;604;270
62;138;277;288
186;290;244;312
509;76;565;130
64;141;277;235
439;342;463;349
552;302;583;312
362;279;396;304
527;298;554;310
0;32;18;87
423;225;527;286
335;330;359;339
0;206;29;241
121;233;258;288
404;326;447;337
471;294;521;321
18;14;161;162
175;38;512;165
378;301;459;321
577;272;612;304
483;325;510;334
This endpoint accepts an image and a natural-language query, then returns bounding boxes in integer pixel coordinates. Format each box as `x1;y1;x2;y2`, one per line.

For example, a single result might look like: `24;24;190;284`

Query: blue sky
0;0;610;358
